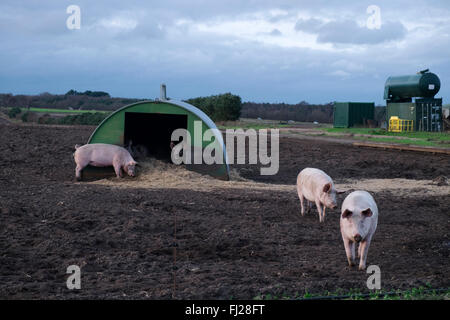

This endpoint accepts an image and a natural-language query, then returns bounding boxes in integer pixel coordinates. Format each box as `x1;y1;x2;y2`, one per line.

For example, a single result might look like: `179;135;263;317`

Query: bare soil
0;124;449;299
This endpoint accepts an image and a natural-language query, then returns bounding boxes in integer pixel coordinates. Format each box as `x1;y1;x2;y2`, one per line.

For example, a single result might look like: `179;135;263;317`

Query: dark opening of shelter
124;112;187;160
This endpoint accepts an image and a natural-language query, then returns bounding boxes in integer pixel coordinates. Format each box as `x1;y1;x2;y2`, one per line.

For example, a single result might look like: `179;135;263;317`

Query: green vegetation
350;136;449;148
218;122;291;130
326;127;431;137
27;107;108;114
0;92;140;112
321;127;450;148
0;107;109;125
187;93;242;121
8;107;21;118
254;285;450;300
21;111;29;122
38;112;110;125
241;101;336;123
65;89;110;97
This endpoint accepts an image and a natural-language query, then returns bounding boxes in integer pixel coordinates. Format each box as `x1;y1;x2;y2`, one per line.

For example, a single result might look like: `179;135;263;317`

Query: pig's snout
354;234;362;243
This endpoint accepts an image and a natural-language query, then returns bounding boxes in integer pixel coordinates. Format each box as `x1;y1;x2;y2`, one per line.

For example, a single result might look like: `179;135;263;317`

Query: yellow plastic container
389;116;414;132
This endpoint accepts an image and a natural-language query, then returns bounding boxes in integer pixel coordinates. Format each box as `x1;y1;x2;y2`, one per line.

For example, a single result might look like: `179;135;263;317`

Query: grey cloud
295;18;407;44
1;0;449;104
111;21;166;41
269;28;282;36
294;18;323;33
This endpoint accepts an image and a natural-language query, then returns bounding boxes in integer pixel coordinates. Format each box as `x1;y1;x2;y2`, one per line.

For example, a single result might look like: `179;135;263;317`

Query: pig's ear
342;209;352;218
323;183;331;193
362;208;373;217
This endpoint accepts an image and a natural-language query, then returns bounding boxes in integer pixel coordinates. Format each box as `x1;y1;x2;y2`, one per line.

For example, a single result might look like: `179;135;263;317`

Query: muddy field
0;123;449;299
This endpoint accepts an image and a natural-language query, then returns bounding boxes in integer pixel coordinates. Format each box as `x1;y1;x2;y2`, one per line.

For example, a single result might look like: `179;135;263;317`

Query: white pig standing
73;143;137;181
340;190;378;270
296;168;338;223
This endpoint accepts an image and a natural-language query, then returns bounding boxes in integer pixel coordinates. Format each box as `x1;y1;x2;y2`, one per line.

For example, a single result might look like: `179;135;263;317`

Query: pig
340;190;378;270
296;168;339;222
73;143;137;181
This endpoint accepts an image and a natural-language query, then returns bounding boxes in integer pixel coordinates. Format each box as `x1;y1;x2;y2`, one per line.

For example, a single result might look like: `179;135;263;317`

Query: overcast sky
1;0;449;104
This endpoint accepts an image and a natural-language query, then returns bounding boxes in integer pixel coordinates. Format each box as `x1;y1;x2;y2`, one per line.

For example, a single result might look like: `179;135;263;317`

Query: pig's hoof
358;265;366;271
75;177;81;182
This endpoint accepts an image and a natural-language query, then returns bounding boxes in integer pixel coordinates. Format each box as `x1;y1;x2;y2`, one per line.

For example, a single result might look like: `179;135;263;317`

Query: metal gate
416;98;442;132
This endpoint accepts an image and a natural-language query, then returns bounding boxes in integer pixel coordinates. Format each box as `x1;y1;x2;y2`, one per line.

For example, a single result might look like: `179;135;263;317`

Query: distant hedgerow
8;107;21;118
39;112;109;125
186;93;242;121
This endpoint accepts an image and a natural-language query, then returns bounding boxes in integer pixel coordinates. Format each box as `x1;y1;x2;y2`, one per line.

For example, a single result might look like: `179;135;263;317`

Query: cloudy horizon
1;0;449;104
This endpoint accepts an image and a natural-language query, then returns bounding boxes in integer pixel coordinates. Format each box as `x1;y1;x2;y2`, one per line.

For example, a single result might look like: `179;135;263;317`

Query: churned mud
0;123;448;299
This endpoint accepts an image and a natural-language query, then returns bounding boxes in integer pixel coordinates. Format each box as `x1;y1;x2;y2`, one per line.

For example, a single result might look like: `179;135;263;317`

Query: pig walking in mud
340;190;379;270
73;143;137;181
296;168;339;222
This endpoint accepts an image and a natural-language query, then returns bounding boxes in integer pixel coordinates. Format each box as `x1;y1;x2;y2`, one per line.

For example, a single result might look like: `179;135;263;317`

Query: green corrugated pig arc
86;100;230;179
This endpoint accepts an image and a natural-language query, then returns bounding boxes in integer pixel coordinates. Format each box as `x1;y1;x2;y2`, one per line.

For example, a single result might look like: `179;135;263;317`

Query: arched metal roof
161;98;230;173
87;98;230;178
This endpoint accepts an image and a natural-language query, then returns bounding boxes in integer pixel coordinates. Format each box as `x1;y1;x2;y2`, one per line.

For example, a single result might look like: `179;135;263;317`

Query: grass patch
321;127;450;148
5;107;109;114
217;121;291;130
38;112;109;125
254;285;450;300
29;107;109;114
351;136;446;148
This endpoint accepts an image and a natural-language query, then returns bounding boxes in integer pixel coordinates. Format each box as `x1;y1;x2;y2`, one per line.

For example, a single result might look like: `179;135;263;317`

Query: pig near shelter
296;168;339;223
73;143;137;181
340;190;379;270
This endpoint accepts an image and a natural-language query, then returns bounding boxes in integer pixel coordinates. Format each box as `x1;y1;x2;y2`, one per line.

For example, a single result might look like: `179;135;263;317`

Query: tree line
241;101;334;123
0;92;140;111
65;89;111;98
0;91;386;125
185;93;242;121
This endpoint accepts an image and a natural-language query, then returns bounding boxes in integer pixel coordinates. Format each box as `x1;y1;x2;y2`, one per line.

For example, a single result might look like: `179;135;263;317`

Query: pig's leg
358;237;372;270
297;185;305;216
300;196;305;216
112;162;122;178
113;166;119;178
343;237;356;266
75;165;83;181
307;201;312;213
315;200;323;222
112;156;124;178
322;206;326;222
74;158;88;181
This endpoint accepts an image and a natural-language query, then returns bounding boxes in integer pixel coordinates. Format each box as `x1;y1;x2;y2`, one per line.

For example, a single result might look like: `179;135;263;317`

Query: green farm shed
83;87;230;180
333;102;375;128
